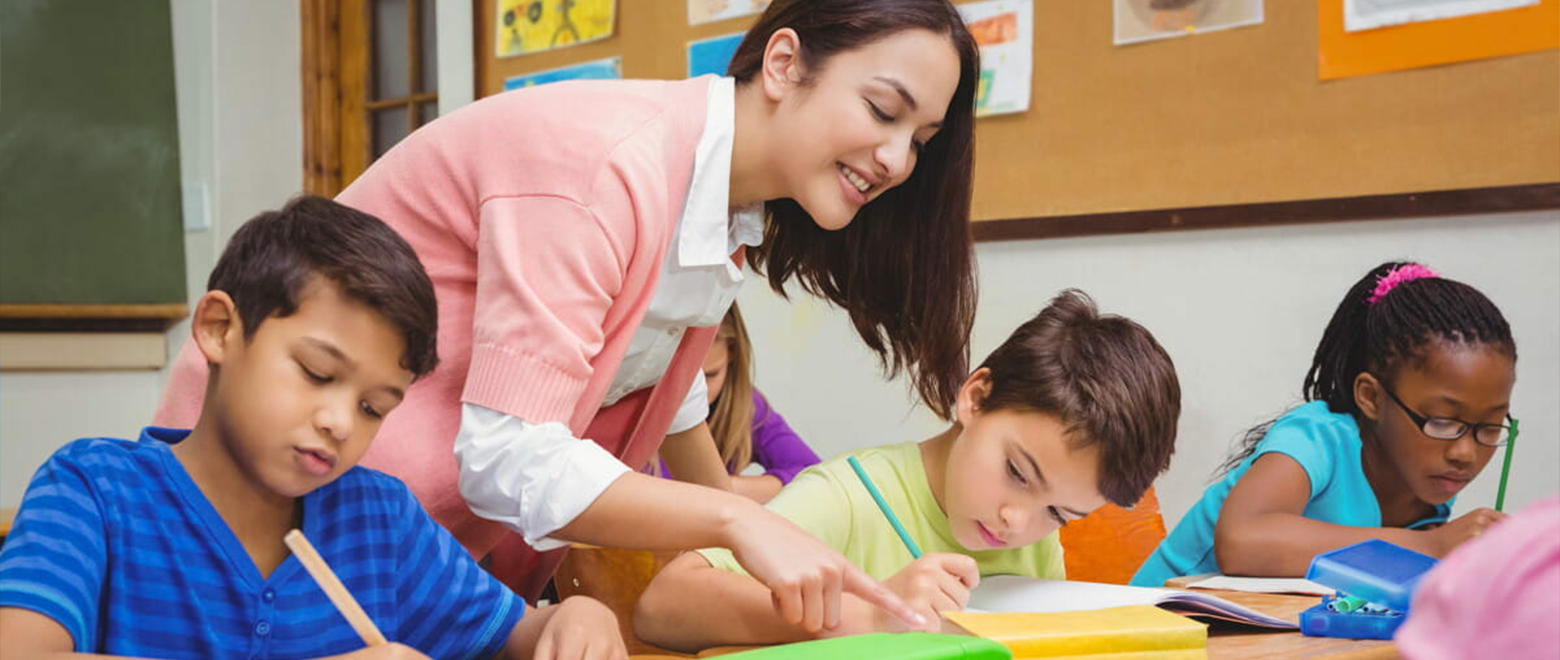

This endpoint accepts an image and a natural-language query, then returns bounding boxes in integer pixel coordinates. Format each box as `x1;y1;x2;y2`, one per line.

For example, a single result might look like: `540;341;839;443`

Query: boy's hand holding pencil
287;529;630;660
880;553;980;630
818;553;980;637
725;511;933;634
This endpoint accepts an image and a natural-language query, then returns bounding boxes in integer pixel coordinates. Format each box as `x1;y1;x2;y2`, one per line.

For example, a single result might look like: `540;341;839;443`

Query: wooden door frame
301;0;370;197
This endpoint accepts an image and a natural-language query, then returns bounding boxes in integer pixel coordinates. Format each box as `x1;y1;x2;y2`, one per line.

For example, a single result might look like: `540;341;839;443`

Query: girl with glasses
1132;261;1518;586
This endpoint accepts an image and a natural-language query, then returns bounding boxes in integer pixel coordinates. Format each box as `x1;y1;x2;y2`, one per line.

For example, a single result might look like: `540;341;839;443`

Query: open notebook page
1185;574;1333;596
967;576;1298;630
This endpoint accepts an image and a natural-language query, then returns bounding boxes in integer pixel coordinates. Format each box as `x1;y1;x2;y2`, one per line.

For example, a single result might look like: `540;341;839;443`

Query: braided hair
1218;261;1516;476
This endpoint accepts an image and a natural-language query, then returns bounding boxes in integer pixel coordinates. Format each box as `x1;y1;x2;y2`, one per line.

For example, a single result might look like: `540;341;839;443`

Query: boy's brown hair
206;194;439;378
976;289;1180;507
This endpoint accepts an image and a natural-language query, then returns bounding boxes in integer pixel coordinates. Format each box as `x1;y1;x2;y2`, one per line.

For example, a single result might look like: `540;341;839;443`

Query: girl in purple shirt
661;304;822;503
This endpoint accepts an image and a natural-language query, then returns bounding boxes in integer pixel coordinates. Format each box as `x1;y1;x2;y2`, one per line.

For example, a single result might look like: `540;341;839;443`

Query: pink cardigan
155;77;726;581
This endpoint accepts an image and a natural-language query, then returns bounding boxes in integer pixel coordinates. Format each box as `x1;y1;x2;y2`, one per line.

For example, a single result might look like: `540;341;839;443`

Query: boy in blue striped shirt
0;196;627;660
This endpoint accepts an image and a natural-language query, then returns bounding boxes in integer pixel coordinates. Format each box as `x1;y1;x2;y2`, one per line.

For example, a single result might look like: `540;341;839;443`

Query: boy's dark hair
976;290;1181;508
206;194;439;378
1219;260;1516;476
729;0;980;422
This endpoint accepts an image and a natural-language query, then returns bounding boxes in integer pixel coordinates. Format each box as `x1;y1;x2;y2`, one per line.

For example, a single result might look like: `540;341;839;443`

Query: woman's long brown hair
726;0;979;420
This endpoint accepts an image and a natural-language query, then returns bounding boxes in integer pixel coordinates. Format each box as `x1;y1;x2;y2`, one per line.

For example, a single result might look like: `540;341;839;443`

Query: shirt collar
678;76;762;268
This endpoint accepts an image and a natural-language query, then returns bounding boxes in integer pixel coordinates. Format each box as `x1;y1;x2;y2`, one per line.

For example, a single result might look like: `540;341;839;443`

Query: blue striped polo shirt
0;427;525;659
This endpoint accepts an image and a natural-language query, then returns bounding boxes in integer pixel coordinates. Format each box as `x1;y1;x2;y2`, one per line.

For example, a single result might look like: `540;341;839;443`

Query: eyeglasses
1378;382;1518;448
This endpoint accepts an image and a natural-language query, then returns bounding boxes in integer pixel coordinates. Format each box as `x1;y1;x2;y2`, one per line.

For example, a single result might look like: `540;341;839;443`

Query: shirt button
255;620;271;636
262;589;275;602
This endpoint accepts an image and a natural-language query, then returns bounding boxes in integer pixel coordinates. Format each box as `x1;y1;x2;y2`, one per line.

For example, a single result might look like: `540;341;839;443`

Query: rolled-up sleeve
667;374;709;436
454;403;631;551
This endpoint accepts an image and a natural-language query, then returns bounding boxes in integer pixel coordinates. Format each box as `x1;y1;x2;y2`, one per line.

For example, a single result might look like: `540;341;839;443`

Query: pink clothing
155;78;727;585
1395;496;1560;660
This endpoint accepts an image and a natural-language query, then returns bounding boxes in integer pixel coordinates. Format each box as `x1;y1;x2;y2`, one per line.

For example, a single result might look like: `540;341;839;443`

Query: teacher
156;0;978;634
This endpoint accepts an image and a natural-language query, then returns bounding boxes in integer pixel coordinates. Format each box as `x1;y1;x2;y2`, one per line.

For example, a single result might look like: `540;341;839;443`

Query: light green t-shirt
697;441;1066;581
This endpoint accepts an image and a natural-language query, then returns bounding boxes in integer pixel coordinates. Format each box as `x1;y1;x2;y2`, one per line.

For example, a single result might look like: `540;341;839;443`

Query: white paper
970;576;1172;612
688;0;769;25
1185;574;1335;596
1345;0;1538;32
956;0;1033;117
969;575;1298;629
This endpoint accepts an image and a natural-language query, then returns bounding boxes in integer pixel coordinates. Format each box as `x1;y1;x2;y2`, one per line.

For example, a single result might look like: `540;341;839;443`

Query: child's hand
874;553;980;633
1429;507;1508;555
532;596;628;660
727;509;929;634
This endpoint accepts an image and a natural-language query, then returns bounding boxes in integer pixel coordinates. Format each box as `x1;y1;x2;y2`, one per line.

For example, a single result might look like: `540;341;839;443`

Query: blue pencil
847;456;923;559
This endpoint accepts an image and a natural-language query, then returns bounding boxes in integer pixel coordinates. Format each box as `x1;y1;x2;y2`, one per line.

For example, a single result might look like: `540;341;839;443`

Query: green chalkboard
0;0;186;315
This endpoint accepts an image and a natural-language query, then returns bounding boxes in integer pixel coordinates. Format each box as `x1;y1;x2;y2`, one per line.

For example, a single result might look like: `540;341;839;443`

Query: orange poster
1320;0;1560;80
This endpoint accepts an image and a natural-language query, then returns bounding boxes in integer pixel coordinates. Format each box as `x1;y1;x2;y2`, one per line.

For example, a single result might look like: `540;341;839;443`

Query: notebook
1183;574;1333;596
946;605;1209;659
967;576;1298;630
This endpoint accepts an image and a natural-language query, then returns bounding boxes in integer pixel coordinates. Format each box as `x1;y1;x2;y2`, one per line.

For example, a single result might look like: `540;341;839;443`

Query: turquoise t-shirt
1130;401;1453;587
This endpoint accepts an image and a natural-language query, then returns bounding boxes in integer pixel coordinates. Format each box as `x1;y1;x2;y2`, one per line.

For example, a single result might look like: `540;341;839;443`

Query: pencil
847;456;923;559
284;529;388;646
1495;418;1518;512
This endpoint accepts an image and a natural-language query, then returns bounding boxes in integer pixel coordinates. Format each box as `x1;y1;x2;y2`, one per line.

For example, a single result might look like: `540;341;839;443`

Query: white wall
0;0;301;507
737;211;1560;528
2;2;1555;538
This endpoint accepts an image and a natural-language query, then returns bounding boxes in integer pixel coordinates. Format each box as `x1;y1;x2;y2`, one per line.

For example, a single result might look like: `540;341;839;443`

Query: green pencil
847;456;923;559
1496;418;1519;512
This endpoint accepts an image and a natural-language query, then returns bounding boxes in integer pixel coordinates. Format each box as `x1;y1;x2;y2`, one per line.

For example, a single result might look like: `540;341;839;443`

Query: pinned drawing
496;0;616;57
1114;0;1264;45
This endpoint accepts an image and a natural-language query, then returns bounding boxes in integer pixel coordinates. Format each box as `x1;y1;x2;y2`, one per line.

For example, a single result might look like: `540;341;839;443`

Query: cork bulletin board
477;0;1560;239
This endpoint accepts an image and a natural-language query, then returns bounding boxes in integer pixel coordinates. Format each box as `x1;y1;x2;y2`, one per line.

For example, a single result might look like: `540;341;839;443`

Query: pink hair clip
1367;263;1440;305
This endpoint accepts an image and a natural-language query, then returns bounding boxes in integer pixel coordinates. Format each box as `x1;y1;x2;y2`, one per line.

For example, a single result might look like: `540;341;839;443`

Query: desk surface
1192;590;1396;660
640;588;1397;660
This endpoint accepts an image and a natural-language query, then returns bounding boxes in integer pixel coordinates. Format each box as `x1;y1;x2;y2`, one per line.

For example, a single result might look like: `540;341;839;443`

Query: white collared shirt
455;77;762;551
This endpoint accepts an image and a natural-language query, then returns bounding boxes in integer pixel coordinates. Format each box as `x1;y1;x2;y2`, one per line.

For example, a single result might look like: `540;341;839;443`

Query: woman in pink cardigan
156;0;977;633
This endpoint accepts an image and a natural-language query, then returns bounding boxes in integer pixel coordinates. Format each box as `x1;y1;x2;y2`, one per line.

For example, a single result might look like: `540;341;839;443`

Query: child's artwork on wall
1114;0;1264;45
687;32;745;78
1319;0;1556;79
958;0;1033;118
503;56;622;91
689;0;770;26
1344;0;1536;32
496;0;616;58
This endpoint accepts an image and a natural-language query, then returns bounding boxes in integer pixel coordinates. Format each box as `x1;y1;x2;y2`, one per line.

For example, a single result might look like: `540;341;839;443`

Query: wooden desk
1193;590;1396;660
690;590;1396;660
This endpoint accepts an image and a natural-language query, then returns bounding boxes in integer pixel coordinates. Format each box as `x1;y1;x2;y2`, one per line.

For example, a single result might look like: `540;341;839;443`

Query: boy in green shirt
635;290;1182;651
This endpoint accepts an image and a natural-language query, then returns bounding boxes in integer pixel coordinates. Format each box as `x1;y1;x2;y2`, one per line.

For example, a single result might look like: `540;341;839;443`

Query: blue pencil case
1299;539;1439;640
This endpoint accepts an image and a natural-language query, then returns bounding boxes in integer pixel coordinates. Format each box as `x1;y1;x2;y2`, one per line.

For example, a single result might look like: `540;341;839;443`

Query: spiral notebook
967;576;1298;630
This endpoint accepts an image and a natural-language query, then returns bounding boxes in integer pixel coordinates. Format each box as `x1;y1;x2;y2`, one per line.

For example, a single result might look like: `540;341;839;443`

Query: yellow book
945;605;1208;660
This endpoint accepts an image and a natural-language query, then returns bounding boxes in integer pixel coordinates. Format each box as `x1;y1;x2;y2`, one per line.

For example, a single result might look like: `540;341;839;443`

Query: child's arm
636;550;977;653
660;422;735;491
497;596;626;660
732;473;784;502
553;472;923;632
1214;453;1506;576
0;607;436;660
635;551;817;651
